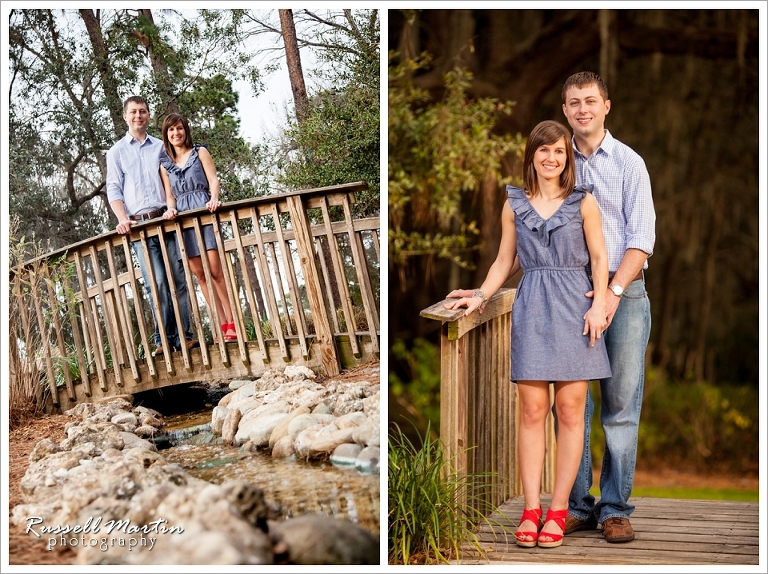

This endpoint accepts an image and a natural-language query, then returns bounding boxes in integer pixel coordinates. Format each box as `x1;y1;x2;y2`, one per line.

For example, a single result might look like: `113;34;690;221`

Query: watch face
611;284;623;296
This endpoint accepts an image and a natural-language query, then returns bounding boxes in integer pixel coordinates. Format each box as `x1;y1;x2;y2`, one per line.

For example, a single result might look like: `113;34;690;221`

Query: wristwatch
609;283;624;297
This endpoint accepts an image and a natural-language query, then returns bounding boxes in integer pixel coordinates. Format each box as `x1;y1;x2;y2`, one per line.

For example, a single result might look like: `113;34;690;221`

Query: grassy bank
627;486;758;501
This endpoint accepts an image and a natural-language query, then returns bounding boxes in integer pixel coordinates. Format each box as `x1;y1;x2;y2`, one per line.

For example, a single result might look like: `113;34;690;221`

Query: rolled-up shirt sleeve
623;155;656;258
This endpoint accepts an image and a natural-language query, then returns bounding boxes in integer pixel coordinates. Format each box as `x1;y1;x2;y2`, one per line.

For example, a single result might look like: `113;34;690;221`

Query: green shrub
639;374;758;474
388;422;508;565
389;337;442;433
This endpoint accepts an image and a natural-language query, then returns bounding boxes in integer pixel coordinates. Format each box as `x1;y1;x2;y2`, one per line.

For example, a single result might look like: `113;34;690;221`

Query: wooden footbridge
10;182;380;412
421;291;762;567
459;495;760;566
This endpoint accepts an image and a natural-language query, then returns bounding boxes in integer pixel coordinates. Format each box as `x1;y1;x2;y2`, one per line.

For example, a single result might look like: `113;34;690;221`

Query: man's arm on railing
444;201;518;316
110;200;135;235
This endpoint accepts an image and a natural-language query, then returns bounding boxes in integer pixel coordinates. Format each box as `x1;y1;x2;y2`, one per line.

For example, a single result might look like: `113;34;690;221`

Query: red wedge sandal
223;323;238;341
537;508;568;548
515;507;543;548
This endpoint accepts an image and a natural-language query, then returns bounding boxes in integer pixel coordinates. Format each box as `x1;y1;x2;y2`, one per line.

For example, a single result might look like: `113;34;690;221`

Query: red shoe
538;508;568;548
223;323;238;341
515;507;542;548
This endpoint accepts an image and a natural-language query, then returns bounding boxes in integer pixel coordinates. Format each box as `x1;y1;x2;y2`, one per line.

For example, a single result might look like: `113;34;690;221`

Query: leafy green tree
388;52;524;277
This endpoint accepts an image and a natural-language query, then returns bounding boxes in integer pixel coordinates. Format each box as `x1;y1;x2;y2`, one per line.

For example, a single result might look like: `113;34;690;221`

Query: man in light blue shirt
560;71;655;543
106;95;197;356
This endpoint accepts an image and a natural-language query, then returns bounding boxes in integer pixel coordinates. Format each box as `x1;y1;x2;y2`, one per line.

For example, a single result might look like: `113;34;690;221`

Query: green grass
628;486;758;502
388;423;510;565
589;485;758;502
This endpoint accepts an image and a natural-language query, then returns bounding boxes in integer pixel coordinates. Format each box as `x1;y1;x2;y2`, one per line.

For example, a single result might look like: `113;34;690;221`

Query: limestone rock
60;422;124;454
111;411;138;427
308;425;355;458
287;413;335;439
134;424;159;439
29;438;61;463
221;407;242;446
271;435;295;459
283;365;316;381
330;443;363;467
270;514;378;565
210;405;229;434
245;412;290;449
268;406;310;450
355;446;380;474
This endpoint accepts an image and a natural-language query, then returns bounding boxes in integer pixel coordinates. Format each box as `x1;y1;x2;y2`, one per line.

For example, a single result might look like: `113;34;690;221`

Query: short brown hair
561;71;609;104
161;113;194;159
522;120;575;199
123;95;149;113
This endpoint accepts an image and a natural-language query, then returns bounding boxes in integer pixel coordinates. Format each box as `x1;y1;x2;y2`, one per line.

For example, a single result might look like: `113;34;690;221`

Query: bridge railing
420;288;555;515
10;182;379;410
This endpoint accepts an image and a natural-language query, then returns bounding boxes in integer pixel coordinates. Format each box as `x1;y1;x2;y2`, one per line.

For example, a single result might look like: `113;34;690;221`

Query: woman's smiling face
167;122;186;147
533;136;567;182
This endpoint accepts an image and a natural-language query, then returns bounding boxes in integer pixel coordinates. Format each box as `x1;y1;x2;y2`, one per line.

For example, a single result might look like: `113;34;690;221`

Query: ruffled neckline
506;184;593;247
159;144;201;174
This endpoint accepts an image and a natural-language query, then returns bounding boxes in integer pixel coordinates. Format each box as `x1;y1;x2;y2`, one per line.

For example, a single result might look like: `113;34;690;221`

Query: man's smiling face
562;83;611;141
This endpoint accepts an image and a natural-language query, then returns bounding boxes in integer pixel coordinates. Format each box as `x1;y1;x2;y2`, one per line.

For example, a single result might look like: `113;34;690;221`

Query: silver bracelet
472;289;488;309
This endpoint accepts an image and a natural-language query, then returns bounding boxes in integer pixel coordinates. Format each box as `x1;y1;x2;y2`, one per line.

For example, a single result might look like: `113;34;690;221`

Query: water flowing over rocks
10;367;380;565
217;367;381;473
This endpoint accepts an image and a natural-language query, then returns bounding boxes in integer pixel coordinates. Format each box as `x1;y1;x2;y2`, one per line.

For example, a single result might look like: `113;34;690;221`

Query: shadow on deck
457;494;760;566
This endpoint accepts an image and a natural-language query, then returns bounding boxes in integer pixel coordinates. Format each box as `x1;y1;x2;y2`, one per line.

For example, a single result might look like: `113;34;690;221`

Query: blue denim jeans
132;233;192;351
567;277;652;524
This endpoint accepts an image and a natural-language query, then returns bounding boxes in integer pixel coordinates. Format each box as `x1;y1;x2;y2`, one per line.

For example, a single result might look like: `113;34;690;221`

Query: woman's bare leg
539;380;588;543
516;380;551;543
189;255;226;335
206;249;235;328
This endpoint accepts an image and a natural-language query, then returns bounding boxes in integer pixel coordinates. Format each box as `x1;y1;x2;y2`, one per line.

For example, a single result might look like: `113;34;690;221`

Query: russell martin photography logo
25;516;185;552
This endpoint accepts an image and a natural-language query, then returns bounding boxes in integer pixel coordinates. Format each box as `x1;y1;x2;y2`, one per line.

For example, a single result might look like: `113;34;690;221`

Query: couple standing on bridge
446;72;656;547
106;95;239;359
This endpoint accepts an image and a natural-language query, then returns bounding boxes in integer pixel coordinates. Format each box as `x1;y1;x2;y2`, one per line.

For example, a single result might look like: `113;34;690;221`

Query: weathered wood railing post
287;193;341;376
420;287;555;515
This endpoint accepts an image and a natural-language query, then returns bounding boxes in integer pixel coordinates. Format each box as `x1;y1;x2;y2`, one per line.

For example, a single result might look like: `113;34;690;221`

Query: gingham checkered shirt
572;130;656;273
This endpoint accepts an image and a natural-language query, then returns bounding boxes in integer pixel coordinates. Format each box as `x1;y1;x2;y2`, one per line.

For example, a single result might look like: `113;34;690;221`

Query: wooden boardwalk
455;495;760;566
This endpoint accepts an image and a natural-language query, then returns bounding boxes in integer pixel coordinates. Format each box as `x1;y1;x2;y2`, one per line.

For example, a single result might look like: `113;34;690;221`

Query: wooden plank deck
454;495;760;566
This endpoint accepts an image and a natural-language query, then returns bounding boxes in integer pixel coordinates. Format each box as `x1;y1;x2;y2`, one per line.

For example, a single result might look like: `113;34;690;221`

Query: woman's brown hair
522;120;576;199
161;113;194;160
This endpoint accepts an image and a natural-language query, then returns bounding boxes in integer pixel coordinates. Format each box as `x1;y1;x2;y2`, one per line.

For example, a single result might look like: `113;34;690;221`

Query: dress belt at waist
129;207;167;222
609;270;644;284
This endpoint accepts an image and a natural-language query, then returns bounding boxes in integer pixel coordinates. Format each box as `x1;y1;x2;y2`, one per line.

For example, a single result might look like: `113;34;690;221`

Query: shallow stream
157;408;381;537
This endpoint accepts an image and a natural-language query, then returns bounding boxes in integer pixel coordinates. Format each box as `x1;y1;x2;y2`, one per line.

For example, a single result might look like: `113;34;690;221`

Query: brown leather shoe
602;517;635;543
564;514;598;534
184;339;199;351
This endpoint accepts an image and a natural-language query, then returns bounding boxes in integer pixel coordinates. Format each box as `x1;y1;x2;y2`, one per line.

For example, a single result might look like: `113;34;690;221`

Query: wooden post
287;195;341;376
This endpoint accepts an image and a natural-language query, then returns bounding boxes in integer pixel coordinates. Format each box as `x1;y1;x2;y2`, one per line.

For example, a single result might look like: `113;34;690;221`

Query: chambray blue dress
159;144;217;259
507;185;611;382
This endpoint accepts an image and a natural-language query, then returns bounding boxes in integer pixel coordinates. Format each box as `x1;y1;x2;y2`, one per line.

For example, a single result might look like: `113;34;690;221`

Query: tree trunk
279;9;309;125
137;9;179;124
79;10;124;139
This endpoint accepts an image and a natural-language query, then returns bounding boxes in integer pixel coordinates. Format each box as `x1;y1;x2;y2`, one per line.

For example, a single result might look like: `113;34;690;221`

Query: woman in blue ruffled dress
160;113;237;343
445;120;611;549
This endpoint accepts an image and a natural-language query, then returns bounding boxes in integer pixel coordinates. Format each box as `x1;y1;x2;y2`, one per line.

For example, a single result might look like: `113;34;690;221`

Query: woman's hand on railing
206;198;222;212
446;288;475;300
444;289;486;316
163;208;178;220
